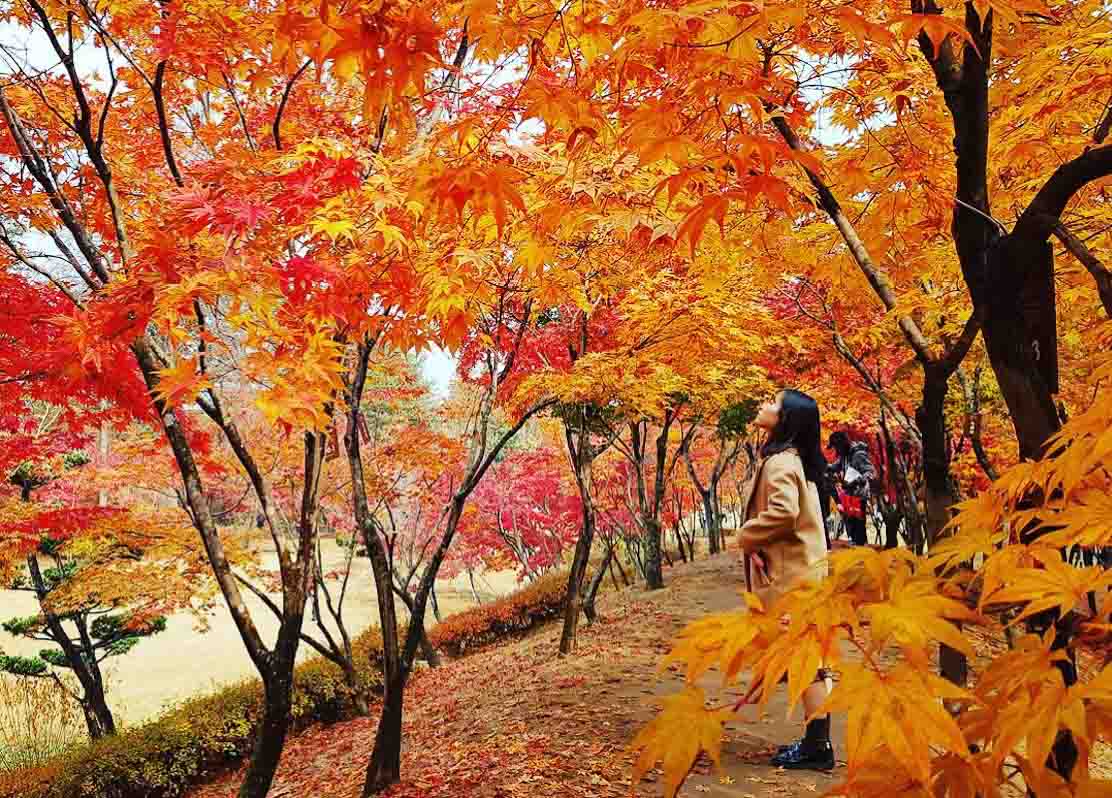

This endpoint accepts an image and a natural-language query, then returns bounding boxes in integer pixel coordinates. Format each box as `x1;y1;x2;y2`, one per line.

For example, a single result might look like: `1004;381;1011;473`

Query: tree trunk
916;366;958;550
583;546;613;625
363;668;406;796
392;587;441;668
418;628;441;667
703;493;719;555
467;570;483;605
916;366;971;694
347;342;406;796
560;418;596;655
611;547;631;587
26;556;117;741
883;513;901;550
560;512;595;654
344;660;372;717
80;682;116;739
981;236;1061;461
237;656;296;798
430;582;443;622
643;517;664;589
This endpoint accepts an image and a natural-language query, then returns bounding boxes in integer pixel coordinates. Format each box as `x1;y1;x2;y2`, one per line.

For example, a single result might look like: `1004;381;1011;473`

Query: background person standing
827;431;875;547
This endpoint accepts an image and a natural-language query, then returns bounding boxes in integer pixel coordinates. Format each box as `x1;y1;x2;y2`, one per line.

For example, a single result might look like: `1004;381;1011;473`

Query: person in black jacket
827;431;875;546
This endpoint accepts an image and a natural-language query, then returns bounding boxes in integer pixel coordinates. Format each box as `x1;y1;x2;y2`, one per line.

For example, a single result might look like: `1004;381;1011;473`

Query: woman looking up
739;389;833;771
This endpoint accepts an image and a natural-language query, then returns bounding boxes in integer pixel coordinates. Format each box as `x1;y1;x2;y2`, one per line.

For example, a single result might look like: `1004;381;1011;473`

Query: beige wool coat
738;449;828;608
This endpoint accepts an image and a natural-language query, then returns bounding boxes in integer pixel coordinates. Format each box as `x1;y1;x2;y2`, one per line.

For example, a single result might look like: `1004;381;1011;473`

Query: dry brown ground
190;551;844;798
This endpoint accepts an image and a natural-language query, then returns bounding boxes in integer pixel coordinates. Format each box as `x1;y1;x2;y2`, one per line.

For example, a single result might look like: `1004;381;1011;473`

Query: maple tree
463;443;582;583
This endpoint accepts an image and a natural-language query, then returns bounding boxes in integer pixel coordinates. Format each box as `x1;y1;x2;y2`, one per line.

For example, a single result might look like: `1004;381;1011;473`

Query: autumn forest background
0;0;1110;796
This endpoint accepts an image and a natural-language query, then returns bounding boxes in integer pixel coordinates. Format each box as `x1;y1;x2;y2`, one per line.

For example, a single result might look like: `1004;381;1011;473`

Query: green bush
0;567;598;798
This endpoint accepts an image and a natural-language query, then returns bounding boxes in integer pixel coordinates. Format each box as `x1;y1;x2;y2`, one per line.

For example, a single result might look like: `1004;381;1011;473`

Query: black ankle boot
771;716;834;771
770;739;835;771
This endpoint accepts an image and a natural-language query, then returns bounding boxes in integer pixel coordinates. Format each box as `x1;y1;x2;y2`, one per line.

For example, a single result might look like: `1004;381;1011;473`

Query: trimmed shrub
429;569;569;657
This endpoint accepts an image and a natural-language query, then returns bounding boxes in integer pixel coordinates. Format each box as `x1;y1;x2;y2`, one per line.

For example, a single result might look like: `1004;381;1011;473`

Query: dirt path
190;548;843;798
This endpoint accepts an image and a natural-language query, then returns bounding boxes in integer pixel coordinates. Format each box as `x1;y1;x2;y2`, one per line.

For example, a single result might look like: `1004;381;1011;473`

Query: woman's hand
748;550;768;580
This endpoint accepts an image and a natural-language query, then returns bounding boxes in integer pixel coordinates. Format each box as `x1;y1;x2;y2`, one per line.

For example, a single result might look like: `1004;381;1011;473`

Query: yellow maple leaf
862;570;978;666
985;548;1112;623
629;686;733;798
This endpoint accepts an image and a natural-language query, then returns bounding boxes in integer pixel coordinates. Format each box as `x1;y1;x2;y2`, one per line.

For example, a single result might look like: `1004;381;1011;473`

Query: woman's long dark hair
761;389;826;485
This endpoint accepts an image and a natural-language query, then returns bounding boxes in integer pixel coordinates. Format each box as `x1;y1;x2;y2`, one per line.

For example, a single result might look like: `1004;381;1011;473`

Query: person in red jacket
827;431;876;546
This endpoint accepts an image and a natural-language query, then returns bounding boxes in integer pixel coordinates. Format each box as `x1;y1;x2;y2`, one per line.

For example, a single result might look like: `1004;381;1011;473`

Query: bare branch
94;32;118;153
1051;220;1112;317
0;231;84;306
0;89;110;284
771;115;937;364
223;71;257;152
153;61;184;186
273;58;312;151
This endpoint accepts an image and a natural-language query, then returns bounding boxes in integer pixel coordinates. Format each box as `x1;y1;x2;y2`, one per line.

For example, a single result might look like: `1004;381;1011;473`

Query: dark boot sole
775;758;835;772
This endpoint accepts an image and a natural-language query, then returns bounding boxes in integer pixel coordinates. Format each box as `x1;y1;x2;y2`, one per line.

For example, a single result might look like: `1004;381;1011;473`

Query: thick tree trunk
238;661;295;798
981;236;1061;460
364;668;406;795
80;682;116;739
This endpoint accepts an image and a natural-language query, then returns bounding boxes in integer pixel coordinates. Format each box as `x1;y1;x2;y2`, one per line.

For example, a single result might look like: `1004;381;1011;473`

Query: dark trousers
846;515;867;546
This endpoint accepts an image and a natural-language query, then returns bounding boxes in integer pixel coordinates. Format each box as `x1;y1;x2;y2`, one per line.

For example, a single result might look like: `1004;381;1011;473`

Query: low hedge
430;569;570;657
0;566;596;798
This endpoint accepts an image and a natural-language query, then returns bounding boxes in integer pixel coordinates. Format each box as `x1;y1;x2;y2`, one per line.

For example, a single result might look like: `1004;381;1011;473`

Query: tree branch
222;71;256;152
771;115;937;364
1094;98;1112;145
1014;145;1112;240
1051;220;1112;317
463;398;558;497
0;231;84;306
153;61;184;186
272;58;311;151
832;331;921;441
0;90;110;284
938;309;982;374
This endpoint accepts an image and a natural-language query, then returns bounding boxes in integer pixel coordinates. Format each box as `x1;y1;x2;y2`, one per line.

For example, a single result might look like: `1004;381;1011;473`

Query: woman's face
755;392;783;431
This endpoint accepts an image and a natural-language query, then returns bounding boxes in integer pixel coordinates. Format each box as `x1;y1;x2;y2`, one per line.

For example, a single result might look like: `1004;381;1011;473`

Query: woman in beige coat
739;389;833;771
